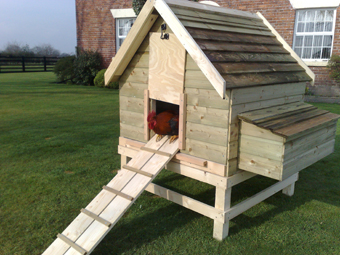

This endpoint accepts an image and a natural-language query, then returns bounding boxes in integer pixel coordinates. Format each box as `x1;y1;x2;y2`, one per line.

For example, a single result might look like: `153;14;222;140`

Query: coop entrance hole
155;100;179;115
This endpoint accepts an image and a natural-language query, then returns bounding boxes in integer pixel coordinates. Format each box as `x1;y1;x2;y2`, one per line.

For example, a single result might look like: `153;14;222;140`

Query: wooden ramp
43;136;179;255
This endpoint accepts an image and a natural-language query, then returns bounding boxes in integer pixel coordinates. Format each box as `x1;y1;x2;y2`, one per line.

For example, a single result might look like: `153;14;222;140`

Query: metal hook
160;23;169;40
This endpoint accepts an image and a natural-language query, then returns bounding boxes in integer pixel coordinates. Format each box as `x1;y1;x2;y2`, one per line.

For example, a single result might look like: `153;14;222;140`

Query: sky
0;0;77;54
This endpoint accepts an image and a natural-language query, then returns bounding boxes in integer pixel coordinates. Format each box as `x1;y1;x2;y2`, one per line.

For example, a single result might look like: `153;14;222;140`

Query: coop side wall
228;82;306;176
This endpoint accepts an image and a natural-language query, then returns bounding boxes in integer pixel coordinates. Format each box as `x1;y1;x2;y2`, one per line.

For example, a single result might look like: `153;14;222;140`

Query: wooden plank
226;170;257;188
224;173;299;220
102;186;134;201
239;134;284;161
120;110;144;128
120;67;148;84
184;70;213;90
257;12;315;85
174;153;207;167
185;88;229;110
57;234;87;255
240;121;285;143
182;138;227;164
128;52;149;68
145;183;223;221
123;165;154;178
214;186;231;240
148;32;186;105
166;0;262;20
282;139;335;180
179;93;187;150
199;40;287;53
213;62;304;75
186;27;280;46
140;146;172;157
80;209;111;227
119;137;144;149
120;123;145;142
186;105;229;128
231;82;306;105
238;102;315;123
275;113;340;140
144;90;150;141
186;121;228;146
223;72;312;89
171;6;267;28
181;20;274;37
154;0;226;99
105;0;157;84
119;82;148;99
120;96;144;113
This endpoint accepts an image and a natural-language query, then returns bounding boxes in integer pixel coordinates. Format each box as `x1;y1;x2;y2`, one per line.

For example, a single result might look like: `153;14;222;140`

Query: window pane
305;22;314;32
297;22;305;32
303;47;312;58
304;36;313;46
325;10;334;21
306;10;315;21
322;47;331;58
295;36;303;46
312;48;321;59
315;22;324;32
298;10;306;21
316;10;325;22
314;35;322;46
295;47;302;57
323;35;332;47
325;22;333;31
119;38;124;47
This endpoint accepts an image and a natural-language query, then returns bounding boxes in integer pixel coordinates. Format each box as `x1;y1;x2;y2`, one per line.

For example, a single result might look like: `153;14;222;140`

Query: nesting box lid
105;0;314;99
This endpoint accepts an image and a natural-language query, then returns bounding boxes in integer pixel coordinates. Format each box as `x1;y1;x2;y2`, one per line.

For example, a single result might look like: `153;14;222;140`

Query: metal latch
160;23;169;40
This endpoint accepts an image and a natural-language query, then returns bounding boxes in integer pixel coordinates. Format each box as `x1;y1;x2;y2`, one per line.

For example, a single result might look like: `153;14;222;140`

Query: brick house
76;0;340;97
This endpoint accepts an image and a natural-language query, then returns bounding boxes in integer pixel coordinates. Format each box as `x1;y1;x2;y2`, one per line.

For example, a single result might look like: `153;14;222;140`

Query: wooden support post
121;155;128;169
282;182;296;196
179;93;187;150
213;186;231;241
144;89;150;141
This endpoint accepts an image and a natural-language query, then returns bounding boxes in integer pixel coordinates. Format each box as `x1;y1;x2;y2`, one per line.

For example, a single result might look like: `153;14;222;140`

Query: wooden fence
0;56;59;73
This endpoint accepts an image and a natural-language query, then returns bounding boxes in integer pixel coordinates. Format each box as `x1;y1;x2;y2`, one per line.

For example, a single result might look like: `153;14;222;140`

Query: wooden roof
238;102;340;139
105;0;314;99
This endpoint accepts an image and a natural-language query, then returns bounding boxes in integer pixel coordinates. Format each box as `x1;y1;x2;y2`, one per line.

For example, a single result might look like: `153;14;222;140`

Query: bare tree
32;44;60;57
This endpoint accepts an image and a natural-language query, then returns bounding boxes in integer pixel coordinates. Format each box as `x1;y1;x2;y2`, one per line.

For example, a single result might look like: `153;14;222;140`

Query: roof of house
105;0;313;99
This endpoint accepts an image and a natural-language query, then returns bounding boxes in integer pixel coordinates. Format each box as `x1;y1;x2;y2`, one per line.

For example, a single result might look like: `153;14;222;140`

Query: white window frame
115;17;136;51
292;8;337;64
110;9;137;52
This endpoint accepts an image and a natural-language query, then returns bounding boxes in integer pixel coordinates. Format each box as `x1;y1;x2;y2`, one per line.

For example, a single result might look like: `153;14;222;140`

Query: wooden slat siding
128;52;149;68
171;6;268;28
238;102;315;123
120;123;145;142
166;0;261;20
120;110;144;128
150;16;174;33
177;15;270;32
119;82;148;99
186;121;228;147
231;82;306;105
284;124;336;161
187;27;280;45
180;20;274;37
137;37;149;52
223;72;311;89
198;41;287;53
213;62;304;75
120;96;144;114
185;88;229;110
186;105;229;128
120;67;149;84
275;113;340;140
182;138;228;165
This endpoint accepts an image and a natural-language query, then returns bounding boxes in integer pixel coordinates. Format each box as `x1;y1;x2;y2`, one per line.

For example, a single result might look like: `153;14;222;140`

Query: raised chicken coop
43;0;339;254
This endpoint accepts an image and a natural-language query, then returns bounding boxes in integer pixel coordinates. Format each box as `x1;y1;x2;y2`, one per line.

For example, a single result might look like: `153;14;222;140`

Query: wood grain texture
186;105;229;128
148;32;186;104
199;41;287;53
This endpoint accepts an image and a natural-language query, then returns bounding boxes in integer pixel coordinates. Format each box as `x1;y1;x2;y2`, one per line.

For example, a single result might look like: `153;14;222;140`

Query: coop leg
213;186;231;241
282;182;295;196
121;155;128;169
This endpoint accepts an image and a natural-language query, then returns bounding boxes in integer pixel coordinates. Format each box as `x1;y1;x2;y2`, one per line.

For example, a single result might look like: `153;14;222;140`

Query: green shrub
53;56;76;83
327;54;340;81
132;0;146;15
74;49;102;85
94;69;119;89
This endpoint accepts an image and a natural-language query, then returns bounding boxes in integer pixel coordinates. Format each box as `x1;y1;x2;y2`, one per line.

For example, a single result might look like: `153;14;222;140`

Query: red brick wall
76;0;133;67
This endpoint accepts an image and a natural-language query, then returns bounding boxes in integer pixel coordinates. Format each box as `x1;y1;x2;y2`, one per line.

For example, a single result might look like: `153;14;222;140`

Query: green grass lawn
1;72;340;255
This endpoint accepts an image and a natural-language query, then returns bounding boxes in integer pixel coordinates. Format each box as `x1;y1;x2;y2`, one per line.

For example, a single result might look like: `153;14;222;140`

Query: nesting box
43;1;339;254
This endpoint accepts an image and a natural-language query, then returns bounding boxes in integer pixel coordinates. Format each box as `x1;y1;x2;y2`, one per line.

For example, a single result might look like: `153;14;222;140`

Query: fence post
44;57;47;71
22;56;25;72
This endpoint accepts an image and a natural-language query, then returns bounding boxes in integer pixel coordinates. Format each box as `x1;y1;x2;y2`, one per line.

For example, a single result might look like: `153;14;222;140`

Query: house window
293;9;336;61
116;18;136;51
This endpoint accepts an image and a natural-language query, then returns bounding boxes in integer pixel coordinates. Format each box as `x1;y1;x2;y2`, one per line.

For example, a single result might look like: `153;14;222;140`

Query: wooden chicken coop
43;0;339;254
